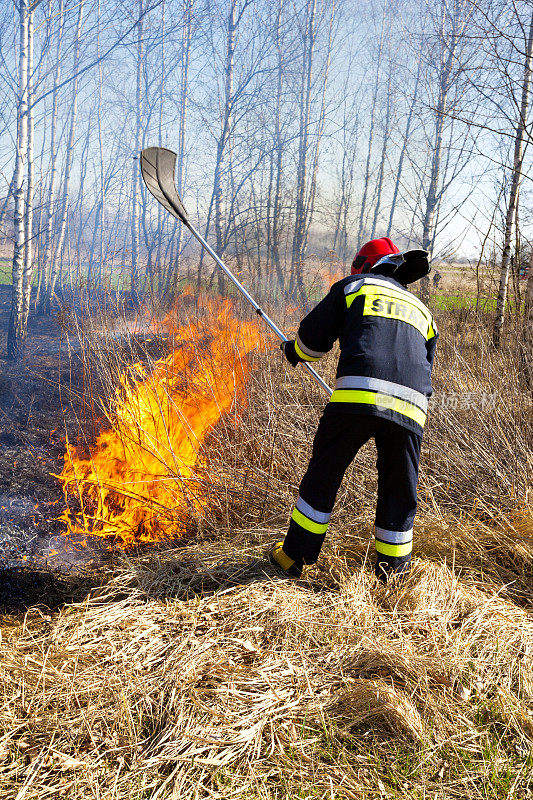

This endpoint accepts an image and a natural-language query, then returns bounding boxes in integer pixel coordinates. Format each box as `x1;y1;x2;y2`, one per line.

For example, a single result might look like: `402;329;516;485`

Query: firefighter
270;237;438;583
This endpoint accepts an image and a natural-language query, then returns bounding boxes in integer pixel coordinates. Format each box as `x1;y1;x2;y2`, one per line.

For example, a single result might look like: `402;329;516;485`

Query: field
0;273;531;799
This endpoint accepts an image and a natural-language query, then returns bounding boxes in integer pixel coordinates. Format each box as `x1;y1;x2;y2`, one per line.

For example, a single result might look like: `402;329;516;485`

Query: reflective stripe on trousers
375;525;413;558
282;413;421;566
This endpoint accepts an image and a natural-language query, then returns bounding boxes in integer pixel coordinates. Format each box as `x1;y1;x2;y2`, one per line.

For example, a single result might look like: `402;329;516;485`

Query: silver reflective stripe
373;254;405;269
360;277;432;320
375;526;413;544
296;496;331;524
334;376;428;412
296;333;325;359
344;279;364;296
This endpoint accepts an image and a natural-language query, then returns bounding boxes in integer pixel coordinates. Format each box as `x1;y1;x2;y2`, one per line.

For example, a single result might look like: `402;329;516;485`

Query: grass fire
1;1;533;796
58;297;265;549
0;271;531;800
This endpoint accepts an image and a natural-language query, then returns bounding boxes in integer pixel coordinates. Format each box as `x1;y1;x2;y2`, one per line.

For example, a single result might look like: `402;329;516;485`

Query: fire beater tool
139;146;333;396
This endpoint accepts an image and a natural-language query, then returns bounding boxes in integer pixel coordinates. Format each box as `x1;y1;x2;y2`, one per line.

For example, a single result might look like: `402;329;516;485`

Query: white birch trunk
213;0;236;294
386;59;421;237
174;0;193;281
22;5;34;329
332;84;358;260
420;3;466;302
370;67;392;239
270;0;286;292
43;0;84;314
291;0;317;302
7;0;29;359
131;0;144;305
155;0;165;277
38;0;64;314
88;0;104;287
303;2;333;251
493;12;533;347
356;14;384;248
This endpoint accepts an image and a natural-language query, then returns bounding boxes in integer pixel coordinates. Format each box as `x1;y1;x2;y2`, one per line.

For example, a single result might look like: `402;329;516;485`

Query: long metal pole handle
186;222;333;397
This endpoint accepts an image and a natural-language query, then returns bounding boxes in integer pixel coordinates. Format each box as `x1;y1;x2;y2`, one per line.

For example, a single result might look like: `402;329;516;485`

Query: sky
0;0;531;274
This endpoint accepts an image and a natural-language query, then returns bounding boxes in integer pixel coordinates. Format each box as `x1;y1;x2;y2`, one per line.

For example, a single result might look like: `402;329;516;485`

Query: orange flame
325;268;346;289
57;298;265;548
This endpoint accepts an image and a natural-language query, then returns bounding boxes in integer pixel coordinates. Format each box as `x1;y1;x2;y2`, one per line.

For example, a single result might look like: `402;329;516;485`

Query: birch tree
331;51;363;261
356;7;385;248
21;2;35;329
42;0;84;314
291;0;317;302
7;0;31;359
212;0;236;274
291;0;335;302
386;58;422;237
493;12;533;347
87;0;105;288
331;106;358;260
38;0;64;311
202;0;272;293
266;0;288;291
418;0;474;301
172;0;193;282
131;0;144;305
370;62;393;239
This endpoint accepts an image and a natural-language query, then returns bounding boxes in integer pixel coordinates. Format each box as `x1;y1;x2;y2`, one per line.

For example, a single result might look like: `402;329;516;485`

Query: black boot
374;554;411;584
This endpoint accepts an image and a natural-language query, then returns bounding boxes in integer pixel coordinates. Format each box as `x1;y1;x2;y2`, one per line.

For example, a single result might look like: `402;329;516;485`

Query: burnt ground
0;286;118;609
1;286;308;610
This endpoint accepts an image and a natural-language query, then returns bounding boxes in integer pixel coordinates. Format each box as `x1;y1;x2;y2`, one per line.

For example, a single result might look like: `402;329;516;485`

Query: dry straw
1;553;532;798
0;292;531;798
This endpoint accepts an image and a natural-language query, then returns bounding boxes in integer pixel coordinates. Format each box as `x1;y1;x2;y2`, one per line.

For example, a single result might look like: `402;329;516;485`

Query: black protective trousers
282;411;422;579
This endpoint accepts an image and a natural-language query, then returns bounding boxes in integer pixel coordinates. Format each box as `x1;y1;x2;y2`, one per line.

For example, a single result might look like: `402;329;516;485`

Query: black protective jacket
293;273;438;436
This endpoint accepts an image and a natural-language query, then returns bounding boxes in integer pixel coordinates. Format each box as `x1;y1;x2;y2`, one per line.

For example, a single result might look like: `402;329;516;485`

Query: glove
280;340;300;367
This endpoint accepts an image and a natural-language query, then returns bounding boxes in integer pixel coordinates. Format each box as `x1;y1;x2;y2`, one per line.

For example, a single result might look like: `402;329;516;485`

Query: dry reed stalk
0;291;528;798
1;552;533;799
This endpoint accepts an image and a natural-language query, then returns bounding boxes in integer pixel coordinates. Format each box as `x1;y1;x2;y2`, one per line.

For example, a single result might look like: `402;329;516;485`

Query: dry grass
0;291;532;798
1;550;532;798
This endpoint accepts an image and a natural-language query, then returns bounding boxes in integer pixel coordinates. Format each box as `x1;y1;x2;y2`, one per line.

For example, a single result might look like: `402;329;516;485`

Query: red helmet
351;237;400;275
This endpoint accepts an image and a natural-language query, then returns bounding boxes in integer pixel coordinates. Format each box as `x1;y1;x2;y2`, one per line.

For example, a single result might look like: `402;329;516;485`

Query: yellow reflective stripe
428;322;437;339
346;285;434;340
363;296;428;338
347;285;430;317
294;339;320;361
375;540;413;557
363;284;432;322
329;389;427;428
345;290;360;309
291;507;329;534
